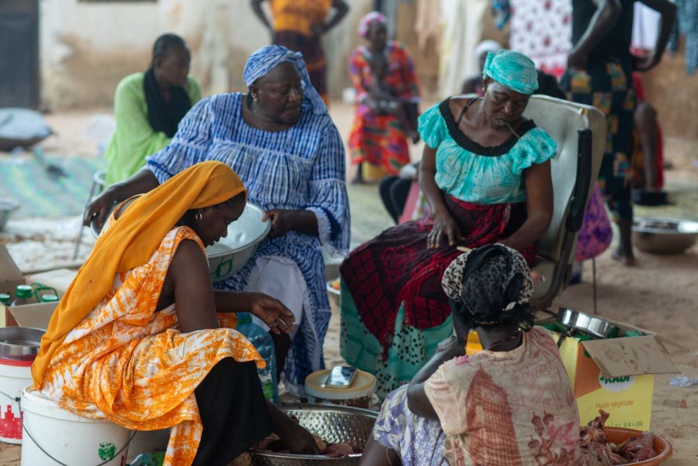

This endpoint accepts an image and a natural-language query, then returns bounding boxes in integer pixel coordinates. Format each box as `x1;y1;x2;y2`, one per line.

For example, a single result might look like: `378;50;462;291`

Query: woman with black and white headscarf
361;244;580;466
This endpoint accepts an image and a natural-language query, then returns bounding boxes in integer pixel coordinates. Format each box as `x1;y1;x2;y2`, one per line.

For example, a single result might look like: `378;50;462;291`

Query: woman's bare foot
611;248;637;266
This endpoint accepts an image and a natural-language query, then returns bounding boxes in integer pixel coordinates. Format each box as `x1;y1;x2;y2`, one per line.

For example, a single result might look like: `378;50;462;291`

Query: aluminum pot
247;404;378;466
632;218;698;255
556;308;619;339
0;327;45;361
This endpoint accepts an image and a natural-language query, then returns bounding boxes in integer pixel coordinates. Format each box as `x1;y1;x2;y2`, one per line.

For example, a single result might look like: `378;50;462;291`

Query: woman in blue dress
84;45;350;397
340;50;557;398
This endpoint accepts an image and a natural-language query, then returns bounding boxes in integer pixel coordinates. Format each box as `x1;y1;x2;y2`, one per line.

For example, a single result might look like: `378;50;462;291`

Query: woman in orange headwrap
32;161;319;466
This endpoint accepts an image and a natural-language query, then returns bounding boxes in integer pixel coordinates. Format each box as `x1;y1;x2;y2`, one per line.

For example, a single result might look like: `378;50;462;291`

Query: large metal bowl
556;308;619;339
0;198;20;231
632;218;698;255
0;327;45;361
91;202;270;283
206;203;270;283
248;404;378;466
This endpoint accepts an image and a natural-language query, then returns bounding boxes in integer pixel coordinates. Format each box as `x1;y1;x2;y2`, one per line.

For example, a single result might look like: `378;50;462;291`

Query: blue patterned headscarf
483;50;539;95
243;45;328;115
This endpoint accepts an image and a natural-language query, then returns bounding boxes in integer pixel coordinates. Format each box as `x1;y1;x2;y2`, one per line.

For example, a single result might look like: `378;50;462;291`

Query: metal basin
248;404;377;466
556;308;618;339
632;218;698;255
0;198;20;231
91;202;270;284
0;327;45;361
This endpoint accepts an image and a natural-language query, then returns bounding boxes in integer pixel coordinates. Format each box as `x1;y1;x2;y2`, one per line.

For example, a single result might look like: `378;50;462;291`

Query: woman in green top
104;34;202;186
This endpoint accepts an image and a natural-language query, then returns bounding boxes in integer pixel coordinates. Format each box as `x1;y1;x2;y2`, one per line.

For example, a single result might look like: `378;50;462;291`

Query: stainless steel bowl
0;198;20;231
248;404;378;466
556;308;618;339
0;327;45;361
632;217;698;255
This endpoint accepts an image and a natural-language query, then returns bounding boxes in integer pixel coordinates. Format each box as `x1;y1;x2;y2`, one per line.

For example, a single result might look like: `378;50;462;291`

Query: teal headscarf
482;50;539;95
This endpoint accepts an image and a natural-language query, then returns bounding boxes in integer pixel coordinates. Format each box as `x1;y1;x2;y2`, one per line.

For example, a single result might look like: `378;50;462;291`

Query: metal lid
0;293;10;306
41;295;59;302
305;369;376;401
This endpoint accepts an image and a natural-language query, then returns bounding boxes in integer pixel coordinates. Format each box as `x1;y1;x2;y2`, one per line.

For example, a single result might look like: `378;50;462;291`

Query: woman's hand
268;402;321;454
83;190;118;229
263;209;295;238
263;209;319;238
427;211;464;249
567;48;588;70
279;424;322;455
245;292;295;335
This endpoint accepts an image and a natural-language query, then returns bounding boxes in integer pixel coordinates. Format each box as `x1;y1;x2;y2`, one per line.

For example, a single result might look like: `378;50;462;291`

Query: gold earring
195;212;203;221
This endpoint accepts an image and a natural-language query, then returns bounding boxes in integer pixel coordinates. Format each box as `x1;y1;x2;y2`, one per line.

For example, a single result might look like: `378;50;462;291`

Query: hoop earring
195;212;203;221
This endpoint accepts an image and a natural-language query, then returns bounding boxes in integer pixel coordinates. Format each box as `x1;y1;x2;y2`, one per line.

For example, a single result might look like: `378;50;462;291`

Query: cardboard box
466;318;680;431
0;245;25;300
2;301;58;329
552;317;679;431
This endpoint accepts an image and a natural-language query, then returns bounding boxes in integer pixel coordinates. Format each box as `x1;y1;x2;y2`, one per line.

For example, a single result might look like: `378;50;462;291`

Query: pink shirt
425;327;580;465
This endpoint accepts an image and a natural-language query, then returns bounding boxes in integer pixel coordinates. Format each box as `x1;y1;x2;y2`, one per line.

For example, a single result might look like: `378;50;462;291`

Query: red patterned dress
348;41;420;175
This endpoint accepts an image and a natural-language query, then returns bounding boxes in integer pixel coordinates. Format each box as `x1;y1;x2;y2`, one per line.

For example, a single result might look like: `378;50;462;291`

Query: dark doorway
0;0;40;108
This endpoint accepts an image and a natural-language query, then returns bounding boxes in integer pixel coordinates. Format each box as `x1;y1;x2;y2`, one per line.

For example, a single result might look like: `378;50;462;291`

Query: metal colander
247;403;378;466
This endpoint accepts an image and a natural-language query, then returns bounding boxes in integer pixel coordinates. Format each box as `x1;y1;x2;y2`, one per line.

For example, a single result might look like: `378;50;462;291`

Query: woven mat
0;155;105;218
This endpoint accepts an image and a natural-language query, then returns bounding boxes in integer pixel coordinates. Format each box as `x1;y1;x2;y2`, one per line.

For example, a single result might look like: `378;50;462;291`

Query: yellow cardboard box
466;319;679;431
554;318;679;431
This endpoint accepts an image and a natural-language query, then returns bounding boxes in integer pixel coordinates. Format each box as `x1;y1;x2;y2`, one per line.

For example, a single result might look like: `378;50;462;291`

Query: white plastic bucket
126;428;170;462
0;358;33;444
20;386;133;466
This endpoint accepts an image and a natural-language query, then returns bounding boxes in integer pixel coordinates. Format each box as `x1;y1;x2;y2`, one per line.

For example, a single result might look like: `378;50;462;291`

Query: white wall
39;0;372;108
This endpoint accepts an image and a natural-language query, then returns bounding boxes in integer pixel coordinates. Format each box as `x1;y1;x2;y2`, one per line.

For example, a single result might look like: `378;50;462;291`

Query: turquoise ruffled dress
340;99;557;398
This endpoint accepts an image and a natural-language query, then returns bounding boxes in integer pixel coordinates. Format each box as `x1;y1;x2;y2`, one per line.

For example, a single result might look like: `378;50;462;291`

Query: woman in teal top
340;50;557;398
104;34;202;186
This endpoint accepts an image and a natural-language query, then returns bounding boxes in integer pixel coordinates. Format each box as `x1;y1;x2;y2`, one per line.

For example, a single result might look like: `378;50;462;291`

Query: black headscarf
441;244;534;329
143;67;192;138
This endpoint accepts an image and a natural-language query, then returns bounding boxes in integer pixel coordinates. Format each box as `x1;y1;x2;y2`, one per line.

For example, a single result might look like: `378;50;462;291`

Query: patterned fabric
668;0;698;76
40;227;264;466
243;44;327;115
424;327;580;465
509;0;573;77
348;42;421;175
269;1;333;102
373;385;446;465
340;283;454;399
340;194;537;351
574;184;613;262
562;60;636;221
483;50;539;94
146;93;349;395
104;73;202;186
33;161;247;386
420;100;558;204
441;244;533;325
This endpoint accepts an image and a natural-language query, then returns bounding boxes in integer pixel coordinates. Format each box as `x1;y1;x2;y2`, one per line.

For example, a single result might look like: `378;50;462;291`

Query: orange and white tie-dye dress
39;226;264;466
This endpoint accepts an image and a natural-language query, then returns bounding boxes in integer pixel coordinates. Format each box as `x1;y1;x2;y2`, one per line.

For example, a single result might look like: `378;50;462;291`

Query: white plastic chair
520;95;607;309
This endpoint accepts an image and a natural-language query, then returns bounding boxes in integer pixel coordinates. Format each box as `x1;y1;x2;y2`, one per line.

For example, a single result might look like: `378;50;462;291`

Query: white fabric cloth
632;2;661;51
438;0;489;98
247;257;307;341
